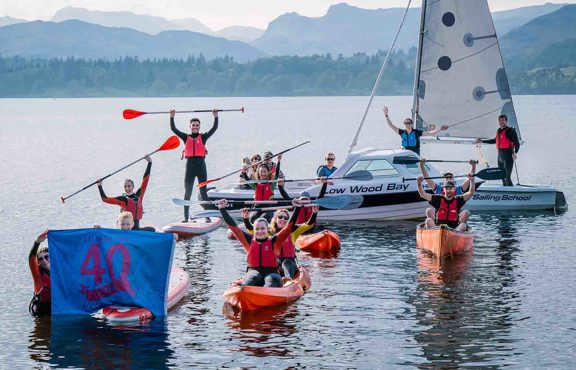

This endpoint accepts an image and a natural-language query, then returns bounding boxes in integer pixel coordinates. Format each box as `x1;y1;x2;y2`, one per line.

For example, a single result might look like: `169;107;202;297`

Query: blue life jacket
401;130;418;148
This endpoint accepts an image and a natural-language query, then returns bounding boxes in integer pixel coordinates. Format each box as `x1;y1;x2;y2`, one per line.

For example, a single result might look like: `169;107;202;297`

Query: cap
300;191;311;198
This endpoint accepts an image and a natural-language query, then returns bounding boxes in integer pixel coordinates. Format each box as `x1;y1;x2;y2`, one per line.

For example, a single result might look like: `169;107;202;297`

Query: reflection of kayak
416;224;474;258
223;267;310;311
296;230;341;252
102;266;189;324
161;217;222;239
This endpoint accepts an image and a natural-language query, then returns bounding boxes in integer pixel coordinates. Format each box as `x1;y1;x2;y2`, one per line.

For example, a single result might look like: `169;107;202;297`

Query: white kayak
161;217;222;239
101;266;190;324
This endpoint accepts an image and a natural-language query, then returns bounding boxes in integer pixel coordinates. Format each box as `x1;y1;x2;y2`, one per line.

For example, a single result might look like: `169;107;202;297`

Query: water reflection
180;236;212;324
29;316;171;369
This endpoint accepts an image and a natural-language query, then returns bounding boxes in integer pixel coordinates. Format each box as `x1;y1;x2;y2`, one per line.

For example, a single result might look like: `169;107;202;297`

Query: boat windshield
346;159;399;178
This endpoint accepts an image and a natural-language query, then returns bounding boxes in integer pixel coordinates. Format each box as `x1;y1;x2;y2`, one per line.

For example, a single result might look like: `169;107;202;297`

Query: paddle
123;107;245;120
173;194;364;210
60;136;180;203
197;140;311;188
393;156;479;165
238;170;373;185
402;167;505;183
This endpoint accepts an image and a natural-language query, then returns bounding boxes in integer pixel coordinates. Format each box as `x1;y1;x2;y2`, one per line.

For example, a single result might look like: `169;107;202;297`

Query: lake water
1;96;575;368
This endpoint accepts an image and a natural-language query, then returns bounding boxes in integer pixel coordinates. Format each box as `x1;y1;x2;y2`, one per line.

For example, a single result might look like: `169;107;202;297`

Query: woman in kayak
240;155;282;201
29;230;50;316
97;156;152;230
217;198;303;287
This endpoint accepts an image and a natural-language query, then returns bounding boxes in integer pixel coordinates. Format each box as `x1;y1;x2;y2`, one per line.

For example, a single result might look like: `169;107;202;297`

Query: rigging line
438;105;503;129
421;42;499;73
347;0;413;155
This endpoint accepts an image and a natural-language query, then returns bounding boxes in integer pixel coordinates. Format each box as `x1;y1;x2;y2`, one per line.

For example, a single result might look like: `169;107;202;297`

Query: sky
1;0;575;30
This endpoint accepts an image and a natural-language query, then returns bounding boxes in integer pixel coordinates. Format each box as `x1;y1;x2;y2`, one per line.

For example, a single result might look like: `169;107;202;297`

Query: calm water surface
1;96;575;368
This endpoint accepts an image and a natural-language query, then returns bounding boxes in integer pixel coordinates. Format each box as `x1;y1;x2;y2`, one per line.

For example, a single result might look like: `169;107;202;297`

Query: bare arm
419;160;436;190
423;124;448;136
461;160;476;191
462;174;476;202
383;106;400;134
417;176;433;202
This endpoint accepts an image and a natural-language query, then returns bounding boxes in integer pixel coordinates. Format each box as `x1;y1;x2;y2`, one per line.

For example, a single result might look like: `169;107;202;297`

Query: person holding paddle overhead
170;109;218;222
383;106;448;155
417;174;475;232
97;156;152;230
217;198;303;287
476;114;520;186
28;230;50;316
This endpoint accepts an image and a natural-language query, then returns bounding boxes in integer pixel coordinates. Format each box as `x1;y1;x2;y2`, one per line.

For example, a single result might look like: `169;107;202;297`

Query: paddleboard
161;217;222;239
101;266;190;324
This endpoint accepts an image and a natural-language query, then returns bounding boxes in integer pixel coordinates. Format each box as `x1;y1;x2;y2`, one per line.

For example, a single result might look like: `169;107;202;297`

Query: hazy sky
1;0;574;30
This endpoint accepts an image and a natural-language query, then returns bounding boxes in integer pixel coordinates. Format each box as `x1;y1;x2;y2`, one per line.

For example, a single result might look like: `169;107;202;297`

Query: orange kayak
296;230;341;252
223;267;310;311
416;224;474;258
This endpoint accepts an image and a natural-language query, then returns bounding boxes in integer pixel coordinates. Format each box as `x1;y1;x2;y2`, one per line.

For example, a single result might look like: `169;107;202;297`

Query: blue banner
48;228;175;317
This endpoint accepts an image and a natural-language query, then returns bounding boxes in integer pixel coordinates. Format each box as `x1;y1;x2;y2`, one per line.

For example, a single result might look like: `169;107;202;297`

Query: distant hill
52;6;214;35
217;26;264;43
252;2;566;56
0;20;264;62
0;16;26;27
501;4;576;58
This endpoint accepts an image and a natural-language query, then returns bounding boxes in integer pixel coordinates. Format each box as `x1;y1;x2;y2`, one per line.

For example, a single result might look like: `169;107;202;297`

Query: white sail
413;0;522;141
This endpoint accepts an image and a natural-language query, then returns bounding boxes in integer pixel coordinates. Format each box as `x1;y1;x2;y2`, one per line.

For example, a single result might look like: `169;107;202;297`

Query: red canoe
296;230;341;252
416;224;474;259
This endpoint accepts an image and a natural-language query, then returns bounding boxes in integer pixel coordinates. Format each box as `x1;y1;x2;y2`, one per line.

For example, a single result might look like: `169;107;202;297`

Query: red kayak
296;230;341;252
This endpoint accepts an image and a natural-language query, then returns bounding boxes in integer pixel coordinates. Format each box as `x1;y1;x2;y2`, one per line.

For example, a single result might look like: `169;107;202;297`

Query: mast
411;0;427;130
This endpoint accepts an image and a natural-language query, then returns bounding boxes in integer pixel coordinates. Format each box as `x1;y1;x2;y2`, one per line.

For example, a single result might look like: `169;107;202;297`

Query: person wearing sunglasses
217;198;303;287
170;109;219;222
317;152;338;178
28;230;51;316
383;106;448;155
417;174;476;232
97;156;152;230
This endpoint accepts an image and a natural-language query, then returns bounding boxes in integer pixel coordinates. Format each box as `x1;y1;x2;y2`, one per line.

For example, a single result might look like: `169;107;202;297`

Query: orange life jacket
255;183;274;201
280;237;296;259
247;238;278;268
436;197;459;223
496;128;514;150
183;135;207;158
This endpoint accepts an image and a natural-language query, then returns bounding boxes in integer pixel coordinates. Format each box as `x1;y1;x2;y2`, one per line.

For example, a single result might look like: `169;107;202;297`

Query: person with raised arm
28;230;50;316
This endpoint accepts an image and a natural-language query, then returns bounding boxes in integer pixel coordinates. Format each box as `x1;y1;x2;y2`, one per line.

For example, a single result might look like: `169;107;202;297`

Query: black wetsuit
481;127;520;186
170;116;218;220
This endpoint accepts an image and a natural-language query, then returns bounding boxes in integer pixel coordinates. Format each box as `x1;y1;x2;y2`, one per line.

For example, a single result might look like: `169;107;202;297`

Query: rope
475;143;490;168
347;0;413;155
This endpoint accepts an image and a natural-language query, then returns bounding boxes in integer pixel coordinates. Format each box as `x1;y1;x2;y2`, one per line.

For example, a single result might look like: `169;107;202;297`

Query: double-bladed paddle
197;140;311;188
237;170;373;185
402;167;505;183
60;136;180;203
173;194;364;210
123;107;245;120
393;156;478;165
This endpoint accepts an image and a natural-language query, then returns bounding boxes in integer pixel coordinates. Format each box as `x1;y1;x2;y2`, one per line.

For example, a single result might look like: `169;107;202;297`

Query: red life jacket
183;135;207;158
247;238;278;268
496;128;513;150
255;182;274;201
123;195;143;221
296;206;314;224
436;197;459;223
280;237;296;258
38;272;51;303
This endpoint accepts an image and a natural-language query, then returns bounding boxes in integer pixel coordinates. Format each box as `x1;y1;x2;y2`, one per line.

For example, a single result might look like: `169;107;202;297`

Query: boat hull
296;230;341;252
416;224;474;258
161;217;222;239
465;184;567;211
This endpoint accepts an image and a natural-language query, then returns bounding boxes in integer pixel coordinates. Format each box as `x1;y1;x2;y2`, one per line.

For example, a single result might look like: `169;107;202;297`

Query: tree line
0;50;574;97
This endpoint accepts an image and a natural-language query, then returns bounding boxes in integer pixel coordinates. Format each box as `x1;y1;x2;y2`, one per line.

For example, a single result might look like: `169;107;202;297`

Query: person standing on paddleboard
97;156;152;230
28;230;50;316
170;109;219;222
383;106;448;155
476;114;520;186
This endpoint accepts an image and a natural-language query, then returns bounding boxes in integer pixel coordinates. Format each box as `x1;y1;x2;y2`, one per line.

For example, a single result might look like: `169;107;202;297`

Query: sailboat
411;0;566;212
203;0;566;220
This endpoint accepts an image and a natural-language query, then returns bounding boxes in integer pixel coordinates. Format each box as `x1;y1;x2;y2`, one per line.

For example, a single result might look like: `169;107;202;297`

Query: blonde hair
256;165;271;180
36;245;49;259
270;209;290;234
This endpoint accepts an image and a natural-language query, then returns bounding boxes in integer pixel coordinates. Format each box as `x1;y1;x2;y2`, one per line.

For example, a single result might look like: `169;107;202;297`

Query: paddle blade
123;109;146;120
316;195;364;210
158;135;180;151
173;198;193;206
197;178;217;188
475;167;506;180
343;170;373;181
392;156;420;165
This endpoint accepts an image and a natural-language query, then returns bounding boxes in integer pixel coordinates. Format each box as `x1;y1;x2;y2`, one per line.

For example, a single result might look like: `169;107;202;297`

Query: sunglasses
38;255;49;262
326;157;335;161
277;215;289;220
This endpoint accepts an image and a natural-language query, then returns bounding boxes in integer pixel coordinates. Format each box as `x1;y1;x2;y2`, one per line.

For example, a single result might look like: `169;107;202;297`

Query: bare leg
425;217;436;229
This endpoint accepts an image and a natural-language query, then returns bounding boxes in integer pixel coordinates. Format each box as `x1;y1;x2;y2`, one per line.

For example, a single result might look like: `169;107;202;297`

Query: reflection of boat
417;249;472;286
223;267;310;311
296;230;341;252
416;224;473;258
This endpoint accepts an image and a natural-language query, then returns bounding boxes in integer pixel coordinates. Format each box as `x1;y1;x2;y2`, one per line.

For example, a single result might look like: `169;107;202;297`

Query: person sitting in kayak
317;152;338;178
417;174;476;232
29;230;50;316
240;154;282;201
383;106;448;155
97;156;152;230
217;198;303;287
241;205;319;279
